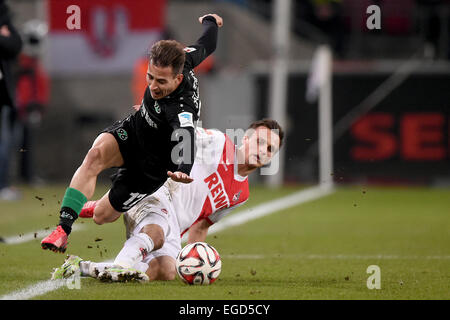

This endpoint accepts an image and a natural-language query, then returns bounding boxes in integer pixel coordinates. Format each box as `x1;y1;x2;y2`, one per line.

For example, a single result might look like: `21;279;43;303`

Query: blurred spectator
295;0;346;57
0;0;22;200
132;54;149;106
15;19;49;184
416;0;450;59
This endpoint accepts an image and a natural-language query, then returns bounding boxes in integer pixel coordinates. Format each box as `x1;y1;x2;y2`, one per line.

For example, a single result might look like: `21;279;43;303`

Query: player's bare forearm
187;219;210;243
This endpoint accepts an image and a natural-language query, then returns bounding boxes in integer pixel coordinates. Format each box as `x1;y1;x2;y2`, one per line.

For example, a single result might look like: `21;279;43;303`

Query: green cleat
51;255;83;280
98;267;149;283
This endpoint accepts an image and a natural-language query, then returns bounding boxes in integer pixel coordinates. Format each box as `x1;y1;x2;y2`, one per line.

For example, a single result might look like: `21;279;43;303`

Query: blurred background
1;0;449;200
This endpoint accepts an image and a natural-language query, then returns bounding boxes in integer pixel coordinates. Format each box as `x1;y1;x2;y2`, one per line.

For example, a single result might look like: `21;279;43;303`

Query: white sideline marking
1;225;85;245
222;254;450;260
0;280;66;300
0;259;115;301
182;184;335;242
0;185;334;300
209;184;334;235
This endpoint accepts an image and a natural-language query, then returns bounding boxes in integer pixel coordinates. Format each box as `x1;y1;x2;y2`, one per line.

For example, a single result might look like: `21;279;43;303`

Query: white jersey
126;127;250;237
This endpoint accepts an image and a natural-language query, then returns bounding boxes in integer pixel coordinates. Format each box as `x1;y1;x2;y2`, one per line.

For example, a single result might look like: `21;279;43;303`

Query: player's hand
198;14;223;27
167;171;194;183
132;104;141;111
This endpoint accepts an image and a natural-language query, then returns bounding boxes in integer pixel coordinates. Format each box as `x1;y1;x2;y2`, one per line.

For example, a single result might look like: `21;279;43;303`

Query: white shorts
123;186;181;264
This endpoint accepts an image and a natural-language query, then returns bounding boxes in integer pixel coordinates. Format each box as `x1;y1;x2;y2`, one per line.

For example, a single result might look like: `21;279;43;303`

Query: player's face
243;126;280;167
147;62;183;100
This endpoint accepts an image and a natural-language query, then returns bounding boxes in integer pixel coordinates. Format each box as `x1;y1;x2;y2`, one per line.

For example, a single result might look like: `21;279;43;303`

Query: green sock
61;187;88;215
59;187;88;235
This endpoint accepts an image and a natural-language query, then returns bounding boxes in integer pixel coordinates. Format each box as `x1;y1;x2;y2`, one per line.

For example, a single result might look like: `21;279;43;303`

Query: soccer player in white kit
51;119;283;282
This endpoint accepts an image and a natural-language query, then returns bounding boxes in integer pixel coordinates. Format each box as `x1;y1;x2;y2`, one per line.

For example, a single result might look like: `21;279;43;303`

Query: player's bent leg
140;224;165;251
147;255;177;281
70;133;124;199
113;224;165;268
42;134;125;253
92;191;122;225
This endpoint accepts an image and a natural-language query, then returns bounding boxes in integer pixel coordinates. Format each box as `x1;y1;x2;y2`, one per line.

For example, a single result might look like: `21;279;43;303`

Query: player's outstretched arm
185;14;223;69
196;13;222;56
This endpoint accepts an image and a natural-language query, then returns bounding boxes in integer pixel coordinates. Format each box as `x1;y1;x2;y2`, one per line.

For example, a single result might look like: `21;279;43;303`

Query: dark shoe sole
41;242;67;253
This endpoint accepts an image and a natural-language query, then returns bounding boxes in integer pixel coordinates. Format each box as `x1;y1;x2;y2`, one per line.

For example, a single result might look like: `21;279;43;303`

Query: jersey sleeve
183;16;218;69
206;201;248;225
165;102;198;175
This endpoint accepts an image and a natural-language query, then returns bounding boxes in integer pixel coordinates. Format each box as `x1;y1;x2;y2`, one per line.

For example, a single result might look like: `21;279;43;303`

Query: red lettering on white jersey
126;128;250;238
204;172;230;211
180;134;249;235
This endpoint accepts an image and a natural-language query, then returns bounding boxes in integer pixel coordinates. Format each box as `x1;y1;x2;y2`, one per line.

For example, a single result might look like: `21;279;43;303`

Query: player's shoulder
195;127;227;159
159;95;193;113
142;86;152;104
160;90;197;110
196;127;225;139
183;44;205;69
232;179;250;205
162;98;198;125
158;95;182;108
183;46;199;54
183;45;202;57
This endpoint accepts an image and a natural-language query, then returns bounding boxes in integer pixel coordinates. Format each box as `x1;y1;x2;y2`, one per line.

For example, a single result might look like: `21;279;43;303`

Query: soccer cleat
41;225;68;253
98;267;149;283
51;255;83;280
79;200;98;218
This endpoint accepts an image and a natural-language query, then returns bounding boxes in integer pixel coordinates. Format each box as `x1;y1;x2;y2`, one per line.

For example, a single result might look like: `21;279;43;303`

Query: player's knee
148;264;176;281
92;209;109;225
93;211;121;225
159;268;176;281
142;224;165;250
149;230;165;250
93;213;105;225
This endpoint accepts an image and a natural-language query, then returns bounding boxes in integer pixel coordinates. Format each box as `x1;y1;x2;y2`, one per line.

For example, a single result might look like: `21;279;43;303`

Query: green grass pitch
0;184;448;300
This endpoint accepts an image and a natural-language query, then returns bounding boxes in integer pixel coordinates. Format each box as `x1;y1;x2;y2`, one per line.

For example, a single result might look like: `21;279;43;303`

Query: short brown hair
247;119;284;147
149;40;186;75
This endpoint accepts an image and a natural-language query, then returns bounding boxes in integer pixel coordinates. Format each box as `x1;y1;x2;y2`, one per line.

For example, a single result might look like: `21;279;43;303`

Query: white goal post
267;12;334;189
307;45;334;189
267;0;291;187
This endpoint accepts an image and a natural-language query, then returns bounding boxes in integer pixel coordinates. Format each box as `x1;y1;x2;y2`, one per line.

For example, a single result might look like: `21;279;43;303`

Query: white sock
80;261;116;277
133;261;149;273
113;233;154;268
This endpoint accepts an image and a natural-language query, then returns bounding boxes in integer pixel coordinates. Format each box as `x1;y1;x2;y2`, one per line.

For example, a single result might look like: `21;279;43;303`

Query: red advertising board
47;0;166;74
255;71;450;185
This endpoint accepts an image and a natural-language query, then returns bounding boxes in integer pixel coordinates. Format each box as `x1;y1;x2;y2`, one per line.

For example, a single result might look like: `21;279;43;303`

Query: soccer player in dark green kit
41;14;223;253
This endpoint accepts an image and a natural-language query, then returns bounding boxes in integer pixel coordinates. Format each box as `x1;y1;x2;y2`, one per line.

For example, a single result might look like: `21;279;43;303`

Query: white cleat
51;255;82;280
98;267;149;283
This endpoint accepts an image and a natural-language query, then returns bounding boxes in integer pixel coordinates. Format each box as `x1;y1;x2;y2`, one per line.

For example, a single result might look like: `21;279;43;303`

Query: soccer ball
175;242;222;285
